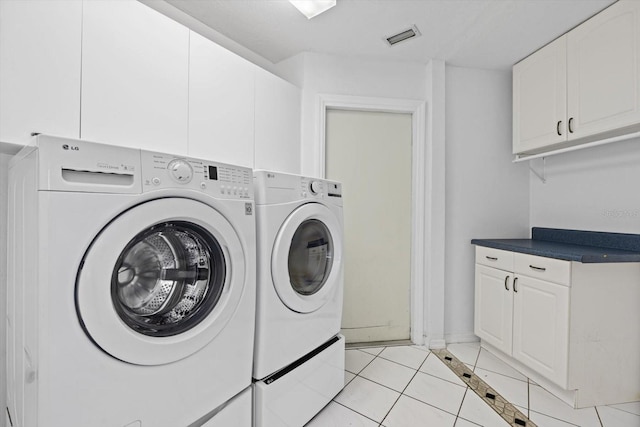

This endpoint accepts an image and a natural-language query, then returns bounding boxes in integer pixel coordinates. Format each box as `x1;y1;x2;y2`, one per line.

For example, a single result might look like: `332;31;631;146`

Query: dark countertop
472;228;640;263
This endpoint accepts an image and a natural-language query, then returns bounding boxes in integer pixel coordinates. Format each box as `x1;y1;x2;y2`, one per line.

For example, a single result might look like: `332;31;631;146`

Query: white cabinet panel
0;0;82;145
188;31;255;167
81;0;189;154
513;36;567;154
567;0;640;139
512;275;569;387
254;70;301;174
474;265;513;355
513;0;640;156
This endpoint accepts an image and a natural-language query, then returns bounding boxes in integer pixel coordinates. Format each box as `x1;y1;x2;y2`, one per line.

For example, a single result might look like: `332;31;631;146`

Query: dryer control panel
300;177;342;200
253;170;342;206
141;151;253;199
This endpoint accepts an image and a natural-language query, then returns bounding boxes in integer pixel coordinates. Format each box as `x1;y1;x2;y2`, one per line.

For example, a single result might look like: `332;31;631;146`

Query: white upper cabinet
81;0;189;154
0;0;82;145
188;31;256;167
513;0;640;156
254;70;301;174
567;0;640;139
513;37;567;155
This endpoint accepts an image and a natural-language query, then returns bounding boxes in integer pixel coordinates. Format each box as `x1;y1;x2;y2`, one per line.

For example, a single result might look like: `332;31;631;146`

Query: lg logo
62;144;79;151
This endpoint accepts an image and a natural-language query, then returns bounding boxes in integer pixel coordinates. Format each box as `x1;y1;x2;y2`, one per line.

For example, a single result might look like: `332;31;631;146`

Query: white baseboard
444;333;479;345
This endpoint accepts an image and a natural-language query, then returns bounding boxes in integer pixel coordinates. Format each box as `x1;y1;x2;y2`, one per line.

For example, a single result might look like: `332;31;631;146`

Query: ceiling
164;0;615;70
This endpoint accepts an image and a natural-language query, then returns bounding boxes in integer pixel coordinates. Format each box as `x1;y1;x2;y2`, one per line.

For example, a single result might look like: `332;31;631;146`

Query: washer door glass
112;222;225;337
288;219;333;296
271;203;343;313
76;198;247;366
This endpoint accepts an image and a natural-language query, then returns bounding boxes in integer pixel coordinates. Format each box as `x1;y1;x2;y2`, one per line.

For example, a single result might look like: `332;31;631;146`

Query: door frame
318;94;426;345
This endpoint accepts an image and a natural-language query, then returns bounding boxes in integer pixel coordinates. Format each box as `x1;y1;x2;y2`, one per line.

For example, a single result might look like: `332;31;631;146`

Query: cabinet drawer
476;247;514;271
514;253;571;286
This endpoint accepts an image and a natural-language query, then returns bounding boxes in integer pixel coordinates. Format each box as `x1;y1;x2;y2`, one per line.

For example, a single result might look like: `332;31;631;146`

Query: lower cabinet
474;246;640;408
474;249;569;387
511;274;569;387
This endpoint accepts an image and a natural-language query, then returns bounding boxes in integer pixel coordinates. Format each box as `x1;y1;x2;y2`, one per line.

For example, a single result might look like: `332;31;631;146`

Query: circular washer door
271;203;342;313
76;198;246;366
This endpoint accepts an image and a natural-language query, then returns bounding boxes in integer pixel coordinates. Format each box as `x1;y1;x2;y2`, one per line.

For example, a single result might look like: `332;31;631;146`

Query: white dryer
252;170;345;427
6;135;256;427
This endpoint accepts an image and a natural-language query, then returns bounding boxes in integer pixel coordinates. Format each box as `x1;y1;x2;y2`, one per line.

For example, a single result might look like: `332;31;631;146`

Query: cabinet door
513;36;567;155
254;70;301;173
0;0;82;145
81;0;189;154
474;265;513;355
188;31;255;167
567;0;640;139
512;275;569;388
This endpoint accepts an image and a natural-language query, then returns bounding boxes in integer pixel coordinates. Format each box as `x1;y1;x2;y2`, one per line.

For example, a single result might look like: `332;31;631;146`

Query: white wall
1;153;11;427
444;65;530;343
530;137;640;233
277;52;429;177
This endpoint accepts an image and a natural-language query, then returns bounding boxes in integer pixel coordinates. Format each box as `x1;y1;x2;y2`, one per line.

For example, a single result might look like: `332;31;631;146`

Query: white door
325;109;411;343
474;265;513;355
512;36;567;154
512;275;569;387
566;0;640;140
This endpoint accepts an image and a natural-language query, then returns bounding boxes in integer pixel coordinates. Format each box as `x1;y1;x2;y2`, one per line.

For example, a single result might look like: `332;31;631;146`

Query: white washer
252;170;345;427
6;135;256;427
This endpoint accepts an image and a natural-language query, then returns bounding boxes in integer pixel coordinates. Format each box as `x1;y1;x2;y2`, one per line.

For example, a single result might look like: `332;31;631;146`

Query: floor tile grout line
331;399;384;425
604;405;640;417
376;353;432;371
473;366;530;384
454;386;471;419
524;407;592;427
378;351;429;426
352;347;382;375
594;406;604;427
400;392;468;419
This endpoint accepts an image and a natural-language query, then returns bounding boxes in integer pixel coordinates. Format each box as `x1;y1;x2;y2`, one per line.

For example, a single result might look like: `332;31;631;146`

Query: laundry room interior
1;1;639;427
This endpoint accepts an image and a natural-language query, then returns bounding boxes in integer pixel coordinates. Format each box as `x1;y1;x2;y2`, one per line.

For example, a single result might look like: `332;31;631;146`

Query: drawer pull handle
513;277;518;293
529;265;546;272
504;275;510;291
556;120;562;136
486;256;498;261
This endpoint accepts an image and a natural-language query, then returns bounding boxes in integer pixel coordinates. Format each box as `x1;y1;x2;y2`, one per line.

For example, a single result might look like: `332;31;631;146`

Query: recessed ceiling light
289;0;336;19
386;25;422;46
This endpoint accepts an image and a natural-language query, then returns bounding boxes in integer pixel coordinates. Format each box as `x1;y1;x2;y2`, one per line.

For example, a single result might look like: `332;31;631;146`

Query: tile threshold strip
432;349;537;427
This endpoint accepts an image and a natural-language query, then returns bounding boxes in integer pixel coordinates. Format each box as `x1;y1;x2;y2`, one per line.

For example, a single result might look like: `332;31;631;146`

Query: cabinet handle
486;256;498;261
568;117;574;133
513;277;518;293
556;120;562;136
529;265;546;272
504;275;510;291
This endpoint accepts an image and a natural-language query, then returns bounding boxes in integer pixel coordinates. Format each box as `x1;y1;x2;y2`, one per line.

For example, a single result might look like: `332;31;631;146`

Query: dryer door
271;203;343;313
76;198;246;366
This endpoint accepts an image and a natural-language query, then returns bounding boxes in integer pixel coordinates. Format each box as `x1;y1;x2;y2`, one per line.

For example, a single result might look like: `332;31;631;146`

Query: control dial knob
309;180;323;195
167;159;193;184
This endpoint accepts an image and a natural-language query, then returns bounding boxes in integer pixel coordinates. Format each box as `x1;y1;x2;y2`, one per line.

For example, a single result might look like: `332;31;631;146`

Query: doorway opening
318;95;427;345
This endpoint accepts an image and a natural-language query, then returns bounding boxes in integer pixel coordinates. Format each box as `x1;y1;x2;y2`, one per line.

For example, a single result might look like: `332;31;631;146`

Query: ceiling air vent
385;25;421;46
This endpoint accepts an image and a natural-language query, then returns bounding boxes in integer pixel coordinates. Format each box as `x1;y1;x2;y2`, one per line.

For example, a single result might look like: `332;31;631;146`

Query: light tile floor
306;341;640;427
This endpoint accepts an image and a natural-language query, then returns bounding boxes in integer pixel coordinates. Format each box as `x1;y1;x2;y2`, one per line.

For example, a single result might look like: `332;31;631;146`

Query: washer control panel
141;150;253;199
167;159;193;184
